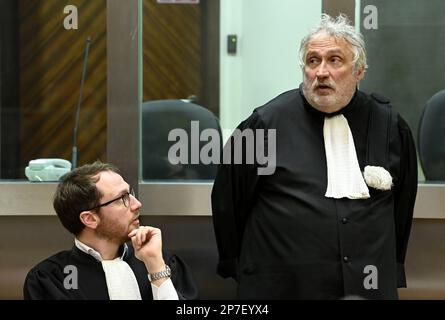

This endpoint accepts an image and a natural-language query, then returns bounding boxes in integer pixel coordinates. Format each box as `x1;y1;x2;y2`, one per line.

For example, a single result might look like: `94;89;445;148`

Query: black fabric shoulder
371;92;391;104
236;108;266;131
251;89;301;126
23;251;73;300
256;89;299;109
29;250;73;273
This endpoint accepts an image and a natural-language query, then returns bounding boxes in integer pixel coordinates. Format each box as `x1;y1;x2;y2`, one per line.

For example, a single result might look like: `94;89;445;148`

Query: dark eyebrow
121;186;131;196
108;186;130;199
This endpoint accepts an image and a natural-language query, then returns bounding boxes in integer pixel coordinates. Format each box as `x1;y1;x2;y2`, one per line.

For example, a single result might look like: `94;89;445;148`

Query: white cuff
151;278;179;300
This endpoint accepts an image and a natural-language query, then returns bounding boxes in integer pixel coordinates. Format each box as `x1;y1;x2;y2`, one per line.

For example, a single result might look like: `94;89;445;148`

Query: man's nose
316;61;330;78
130;194;142;210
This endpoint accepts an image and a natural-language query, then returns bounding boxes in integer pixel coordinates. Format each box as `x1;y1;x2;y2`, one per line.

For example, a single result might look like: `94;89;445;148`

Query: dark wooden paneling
19;0;107;175
0;0;21;178
143;0;202;103
16;0;219;179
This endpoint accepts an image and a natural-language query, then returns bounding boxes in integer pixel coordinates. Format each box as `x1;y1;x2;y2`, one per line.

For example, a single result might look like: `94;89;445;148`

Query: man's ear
355;66;365;81
79;210;100;230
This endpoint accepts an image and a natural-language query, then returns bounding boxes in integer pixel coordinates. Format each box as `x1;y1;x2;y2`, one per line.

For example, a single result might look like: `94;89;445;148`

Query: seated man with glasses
23;161;198;300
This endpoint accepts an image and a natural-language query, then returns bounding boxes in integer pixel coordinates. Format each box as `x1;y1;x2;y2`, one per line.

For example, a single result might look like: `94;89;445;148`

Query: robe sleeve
23;265;72;300
393;115;418;288
165;252;199;300
211;111;265;280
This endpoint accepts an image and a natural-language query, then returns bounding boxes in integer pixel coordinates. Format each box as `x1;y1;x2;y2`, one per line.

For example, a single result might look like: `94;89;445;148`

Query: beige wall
400;219;445;299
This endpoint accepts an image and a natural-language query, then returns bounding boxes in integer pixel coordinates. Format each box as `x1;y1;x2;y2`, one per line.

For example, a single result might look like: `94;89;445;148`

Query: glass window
141;0;215;181
140;0;322;181
359;0;445;182
0;0;107;180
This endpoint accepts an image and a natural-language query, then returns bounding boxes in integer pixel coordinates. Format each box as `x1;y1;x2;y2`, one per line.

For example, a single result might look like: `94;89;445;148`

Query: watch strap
148;264;171;282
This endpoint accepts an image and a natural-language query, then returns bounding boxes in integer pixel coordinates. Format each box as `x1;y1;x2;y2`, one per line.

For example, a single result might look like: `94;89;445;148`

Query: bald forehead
95;170;124;184
95;170;128;194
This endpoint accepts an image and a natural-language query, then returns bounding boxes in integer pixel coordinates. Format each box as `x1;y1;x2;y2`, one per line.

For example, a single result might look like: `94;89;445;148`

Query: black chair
141;99;222;180
418;89;445;181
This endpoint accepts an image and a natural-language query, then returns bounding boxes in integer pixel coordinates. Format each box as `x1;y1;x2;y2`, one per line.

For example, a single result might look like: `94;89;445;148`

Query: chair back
418;90;445;181
141;99;222;180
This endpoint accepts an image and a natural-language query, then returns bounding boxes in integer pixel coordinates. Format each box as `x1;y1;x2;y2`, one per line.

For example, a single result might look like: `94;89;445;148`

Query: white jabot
75;239;141;300
323;114;370;199
74;238;179;300
101;259;142;300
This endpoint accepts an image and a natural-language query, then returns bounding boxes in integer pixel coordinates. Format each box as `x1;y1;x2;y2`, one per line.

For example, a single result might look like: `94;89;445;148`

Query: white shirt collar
74;238;128;262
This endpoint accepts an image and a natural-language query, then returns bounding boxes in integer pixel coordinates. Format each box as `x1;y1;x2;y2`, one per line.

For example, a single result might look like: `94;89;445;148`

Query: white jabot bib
74;239;179;300
323;114;370;199
101;259;142;300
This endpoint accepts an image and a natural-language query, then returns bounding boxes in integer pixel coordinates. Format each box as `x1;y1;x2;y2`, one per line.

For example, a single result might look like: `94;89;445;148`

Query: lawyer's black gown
211;86;418;299
24;245;198;300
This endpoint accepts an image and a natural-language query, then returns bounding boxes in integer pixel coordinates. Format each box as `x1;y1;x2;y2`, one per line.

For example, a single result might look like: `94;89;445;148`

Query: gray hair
299;14;367;73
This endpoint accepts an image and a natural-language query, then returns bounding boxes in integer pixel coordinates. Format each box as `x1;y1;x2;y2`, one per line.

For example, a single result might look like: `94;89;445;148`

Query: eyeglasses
89;187;135;211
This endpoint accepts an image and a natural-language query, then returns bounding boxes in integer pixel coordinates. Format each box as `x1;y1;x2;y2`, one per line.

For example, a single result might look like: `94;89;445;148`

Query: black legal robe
24;245;198;300
211;86;418;299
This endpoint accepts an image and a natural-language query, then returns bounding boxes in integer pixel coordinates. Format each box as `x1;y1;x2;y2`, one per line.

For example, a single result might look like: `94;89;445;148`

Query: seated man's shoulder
24;249;82;300
27;249;74;276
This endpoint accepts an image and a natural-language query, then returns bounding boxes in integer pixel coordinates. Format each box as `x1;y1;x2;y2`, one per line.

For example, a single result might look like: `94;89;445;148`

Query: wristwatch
148;265;171;282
